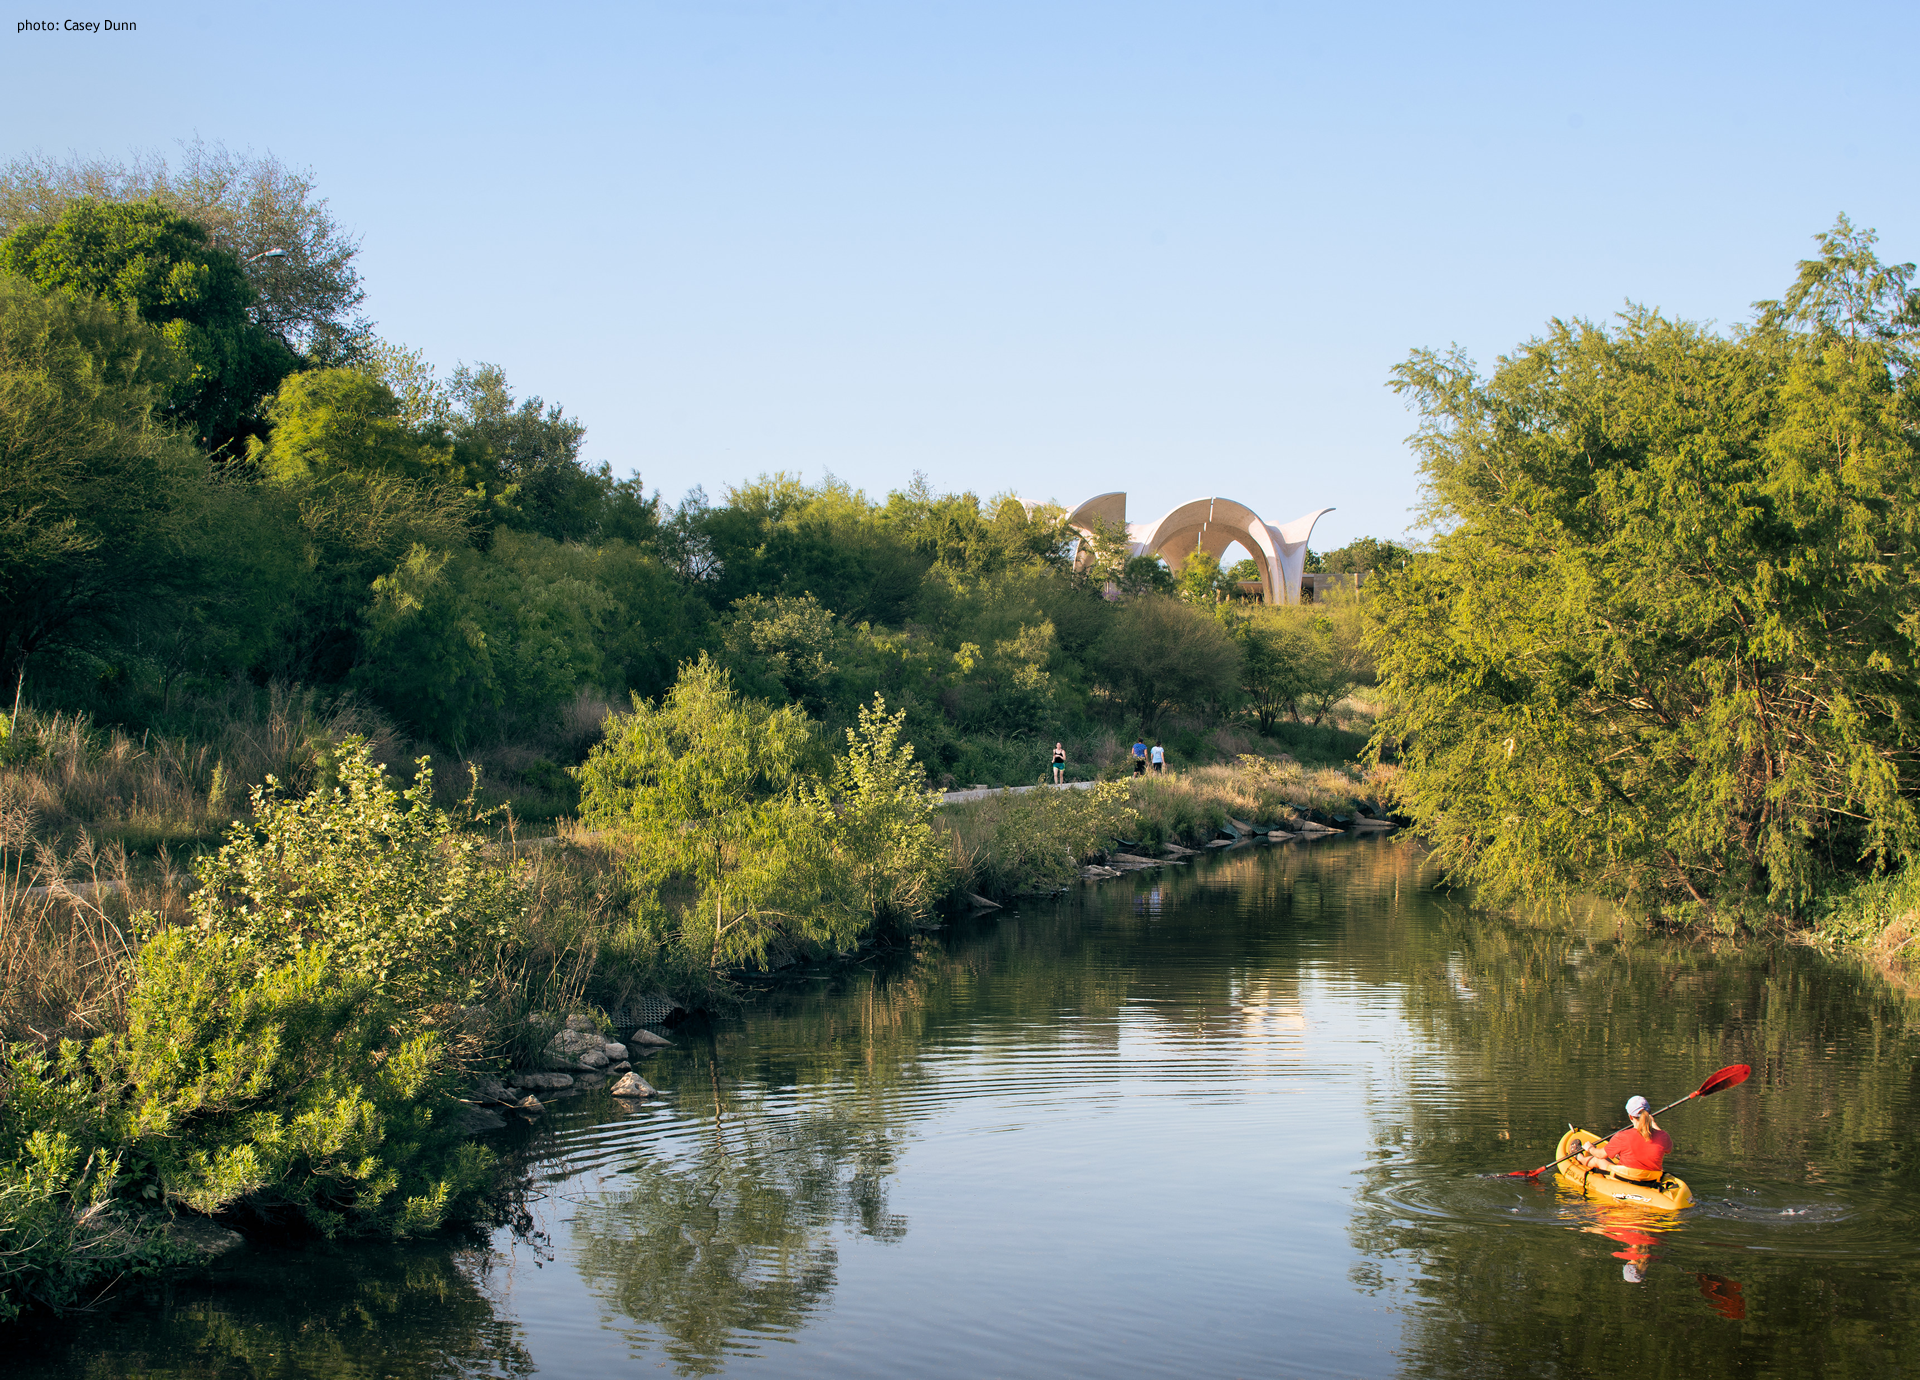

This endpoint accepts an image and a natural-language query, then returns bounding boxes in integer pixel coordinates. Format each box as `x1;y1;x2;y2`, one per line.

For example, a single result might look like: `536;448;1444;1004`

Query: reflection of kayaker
1584;1221;1660;1283
1697;1272;1747;1320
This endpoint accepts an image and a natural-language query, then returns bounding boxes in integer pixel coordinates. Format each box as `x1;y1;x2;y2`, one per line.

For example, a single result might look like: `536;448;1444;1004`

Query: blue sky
6;1;1916;550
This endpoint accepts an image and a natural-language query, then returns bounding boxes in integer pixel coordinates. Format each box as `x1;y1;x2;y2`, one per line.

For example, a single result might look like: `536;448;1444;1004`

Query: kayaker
1575;1095;1674;1182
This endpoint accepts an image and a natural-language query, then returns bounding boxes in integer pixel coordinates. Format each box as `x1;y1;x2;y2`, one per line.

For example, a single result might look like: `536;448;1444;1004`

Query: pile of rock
460;1015;674;1127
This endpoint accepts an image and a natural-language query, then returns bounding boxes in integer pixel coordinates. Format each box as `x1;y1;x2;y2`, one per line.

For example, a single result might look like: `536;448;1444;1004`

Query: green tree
249;367;456;485
1371;218;1920;926
0;199;295;451
444;363;610;542
575;656;846;970
0;140;367;361
1120;553;1177;596
1093;596;1240;729
1317;536;1413;576
245;368;472;681
1176;548;1227;603
1229;607;1311;732
0;275;218;681
811;695;950;927
719;592;842;715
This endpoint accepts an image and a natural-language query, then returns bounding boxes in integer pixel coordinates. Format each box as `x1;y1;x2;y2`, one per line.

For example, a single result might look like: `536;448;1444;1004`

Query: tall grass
0;684;395;853
935;757;1394;893
938;783;1137;898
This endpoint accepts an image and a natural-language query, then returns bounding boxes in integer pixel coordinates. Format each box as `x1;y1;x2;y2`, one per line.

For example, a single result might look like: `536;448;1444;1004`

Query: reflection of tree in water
569;1056;906;1376
1336;881;1920;1378
15;1238;532;1379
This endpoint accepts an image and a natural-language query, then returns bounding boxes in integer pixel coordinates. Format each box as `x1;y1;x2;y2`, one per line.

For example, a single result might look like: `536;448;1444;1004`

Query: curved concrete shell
1060;493;1333;605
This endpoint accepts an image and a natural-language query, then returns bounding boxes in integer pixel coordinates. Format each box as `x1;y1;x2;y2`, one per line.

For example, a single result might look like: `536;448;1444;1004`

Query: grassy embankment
0;684;1391;1320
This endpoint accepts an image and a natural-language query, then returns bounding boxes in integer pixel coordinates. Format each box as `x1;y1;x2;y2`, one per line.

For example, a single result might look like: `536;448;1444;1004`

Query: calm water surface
18;839;1920;1378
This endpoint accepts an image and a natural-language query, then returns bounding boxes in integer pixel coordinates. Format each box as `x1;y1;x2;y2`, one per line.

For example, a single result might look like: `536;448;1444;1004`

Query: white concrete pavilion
1061;493;1333;605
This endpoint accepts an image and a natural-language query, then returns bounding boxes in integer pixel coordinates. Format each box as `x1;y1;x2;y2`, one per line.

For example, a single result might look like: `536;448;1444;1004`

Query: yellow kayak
1554;1127;1693;1210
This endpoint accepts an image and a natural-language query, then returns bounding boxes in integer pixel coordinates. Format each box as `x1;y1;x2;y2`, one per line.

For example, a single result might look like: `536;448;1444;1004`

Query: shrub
949;782;1136;897
576;654;835;971
578;662;952;969
190;737;523;1018
812;695;951;929
0;1042;155;1320
116;928;492;1235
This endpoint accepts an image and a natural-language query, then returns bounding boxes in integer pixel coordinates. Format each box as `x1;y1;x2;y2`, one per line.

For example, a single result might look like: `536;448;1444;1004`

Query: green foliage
720;592;842;715
1809;865;1920;950
1317;536;1413;575
576;662;955;969
1093;596;1240;729
1372;218;1920;925
0;273;236;681
0;139;368;361
190;738;522;1013
439;363;629;544
576;655;836;970
958;782;1136;897
1229;599;1371;731
812;695;951;926
1230;606;1312;732
117;930;491;1233
1176;548;1228;604
248;367;457;486
0;1042;152;1320
696;473;929;624
0;199;295;449
1120;553;1177;596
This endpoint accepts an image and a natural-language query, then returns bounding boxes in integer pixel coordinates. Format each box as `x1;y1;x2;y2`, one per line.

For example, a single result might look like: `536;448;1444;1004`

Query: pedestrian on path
1150;743;1166;775
1132;740;1147;776
1051;742;1067;784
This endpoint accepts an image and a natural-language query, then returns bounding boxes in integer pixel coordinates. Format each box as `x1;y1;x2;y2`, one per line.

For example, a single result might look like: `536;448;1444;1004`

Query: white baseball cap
1626;1095;1650;1117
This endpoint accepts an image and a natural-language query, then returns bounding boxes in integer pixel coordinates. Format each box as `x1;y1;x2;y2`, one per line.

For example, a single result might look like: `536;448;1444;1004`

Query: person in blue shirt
1132;741;1147;776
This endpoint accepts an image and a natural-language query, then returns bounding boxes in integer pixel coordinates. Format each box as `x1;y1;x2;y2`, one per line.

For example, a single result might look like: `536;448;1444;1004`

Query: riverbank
6;698;1912;1324
15;837;1918;1378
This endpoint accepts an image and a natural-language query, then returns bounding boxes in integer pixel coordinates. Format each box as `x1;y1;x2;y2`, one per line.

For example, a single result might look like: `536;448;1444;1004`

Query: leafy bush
576;654;835;971
578;660;952;969
811;695;951;929
190;738;522;1016
0;1042;153;1320
116;929;492;1235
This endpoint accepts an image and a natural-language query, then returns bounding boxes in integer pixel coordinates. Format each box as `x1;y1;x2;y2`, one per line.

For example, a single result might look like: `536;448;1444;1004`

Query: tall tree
0;140;366;361
0;276;217;681
1371;219;1920;926
0;199;295;453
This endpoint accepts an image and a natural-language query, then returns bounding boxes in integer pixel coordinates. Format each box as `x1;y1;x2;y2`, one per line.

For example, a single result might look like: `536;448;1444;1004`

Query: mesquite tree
1371;219;1920;927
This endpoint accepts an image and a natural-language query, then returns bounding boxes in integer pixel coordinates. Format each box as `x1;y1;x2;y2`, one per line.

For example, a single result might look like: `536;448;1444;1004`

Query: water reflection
568;1067;905;1375
13;1236;531;1378
11;837;1919;1379
1345;861;1920;1378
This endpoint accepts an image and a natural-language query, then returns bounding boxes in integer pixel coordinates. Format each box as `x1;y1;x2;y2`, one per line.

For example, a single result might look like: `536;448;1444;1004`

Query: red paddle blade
1695;1063;1751;1098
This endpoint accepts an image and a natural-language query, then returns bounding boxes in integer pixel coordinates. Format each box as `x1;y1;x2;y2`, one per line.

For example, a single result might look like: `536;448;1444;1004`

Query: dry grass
0;684;396;854
0;819;194;1047
1123;756;1388;847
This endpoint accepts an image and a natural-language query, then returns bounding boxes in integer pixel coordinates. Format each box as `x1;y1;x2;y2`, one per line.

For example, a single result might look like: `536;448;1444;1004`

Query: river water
17;838;1920;1378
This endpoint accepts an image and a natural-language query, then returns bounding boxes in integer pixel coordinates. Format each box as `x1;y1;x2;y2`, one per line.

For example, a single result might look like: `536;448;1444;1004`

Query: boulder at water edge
611;1072;656;1098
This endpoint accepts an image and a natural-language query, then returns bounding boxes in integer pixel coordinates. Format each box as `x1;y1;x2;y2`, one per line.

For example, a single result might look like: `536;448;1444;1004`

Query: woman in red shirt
1576;1095;1675;1181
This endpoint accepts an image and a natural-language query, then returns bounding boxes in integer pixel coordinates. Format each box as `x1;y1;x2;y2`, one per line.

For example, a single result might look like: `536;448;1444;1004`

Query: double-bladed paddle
1496;1063;1752;1179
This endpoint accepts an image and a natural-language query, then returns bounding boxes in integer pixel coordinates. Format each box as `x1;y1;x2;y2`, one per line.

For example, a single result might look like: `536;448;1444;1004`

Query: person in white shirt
1149;744;1166;775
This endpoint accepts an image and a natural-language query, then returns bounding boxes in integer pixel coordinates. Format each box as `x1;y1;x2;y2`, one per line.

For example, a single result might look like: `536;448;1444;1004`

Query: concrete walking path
937;780;1103;805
